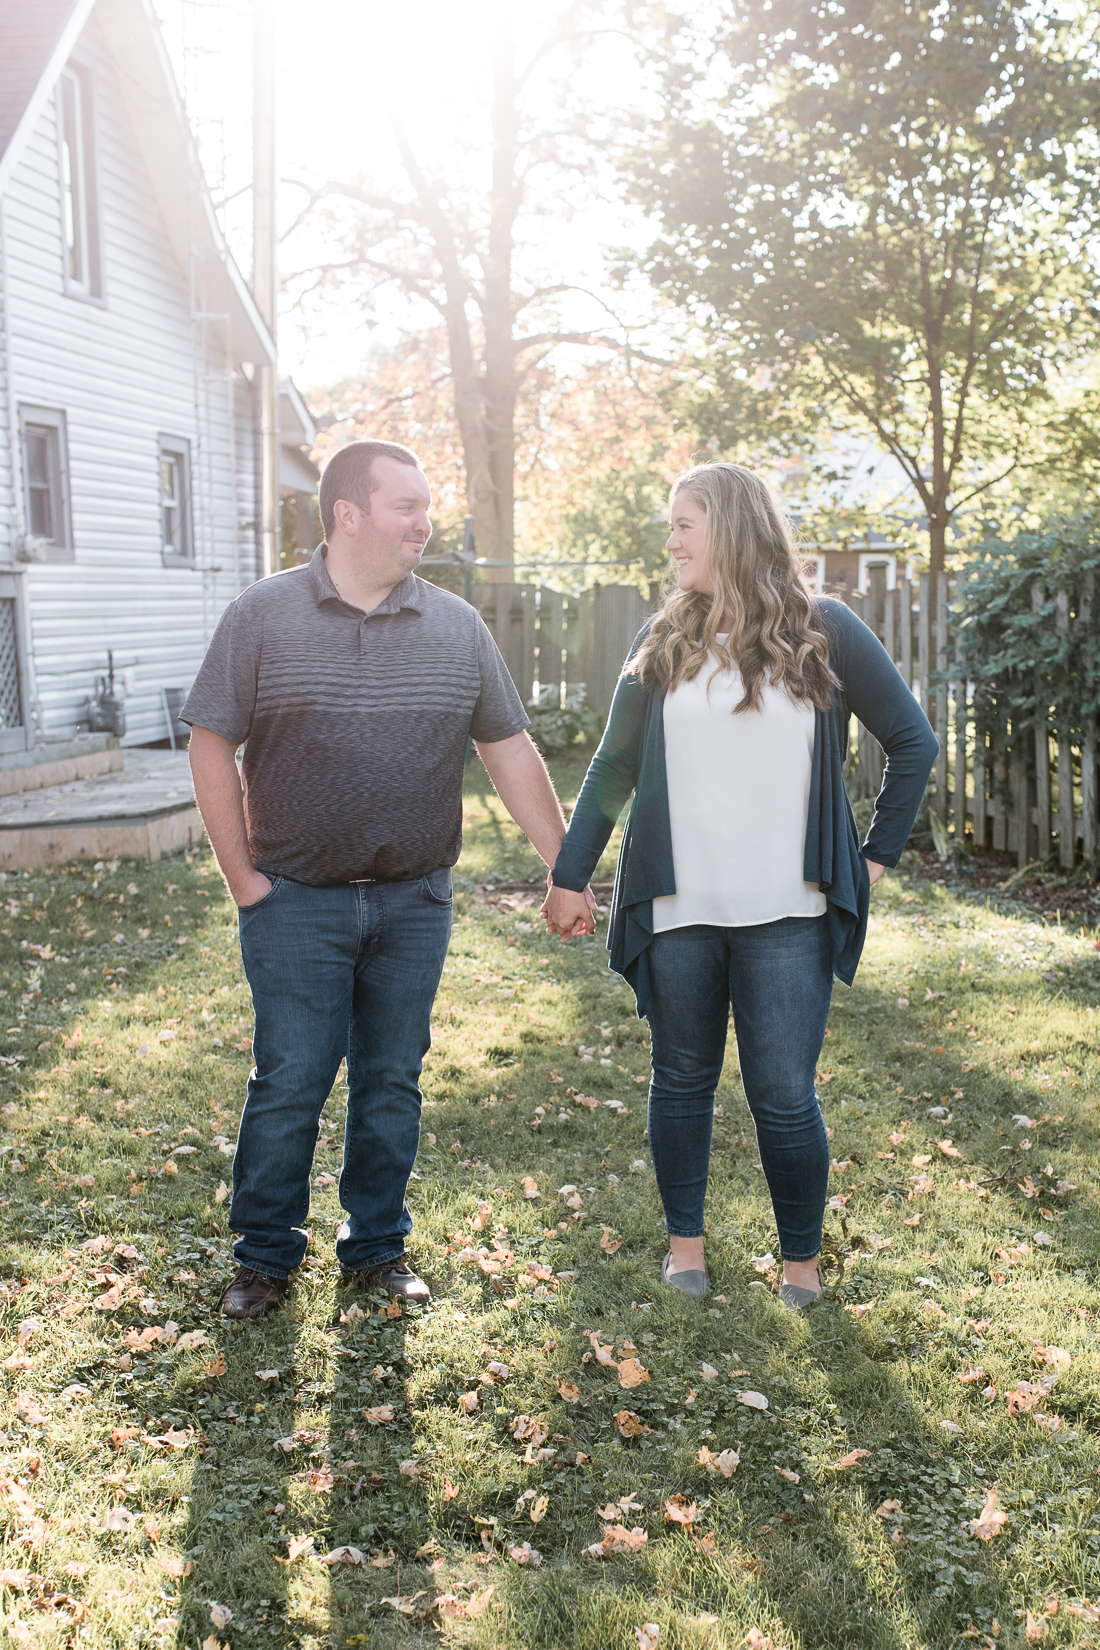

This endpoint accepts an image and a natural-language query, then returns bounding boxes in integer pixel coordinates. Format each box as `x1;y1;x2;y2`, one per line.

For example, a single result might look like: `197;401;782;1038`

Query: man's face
334;456;433;578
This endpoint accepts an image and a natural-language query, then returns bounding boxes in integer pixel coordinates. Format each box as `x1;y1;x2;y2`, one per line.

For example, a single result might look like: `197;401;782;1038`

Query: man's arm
188;725;273;908
474;731;596;934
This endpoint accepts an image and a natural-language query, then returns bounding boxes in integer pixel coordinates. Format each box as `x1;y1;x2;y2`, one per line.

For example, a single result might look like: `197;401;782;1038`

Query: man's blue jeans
229;870;453;1279
645;916;833;1262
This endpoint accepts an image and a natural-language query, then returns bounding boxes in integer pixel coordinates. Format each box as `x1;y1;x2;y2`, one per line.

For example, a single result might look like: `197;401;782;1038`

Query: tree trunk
927;511;947;576
480;1;519;579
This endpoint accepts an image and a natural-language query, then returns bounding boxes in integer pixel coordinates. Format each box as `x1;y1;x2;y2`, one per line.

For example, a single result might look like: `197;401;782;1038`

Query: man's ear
331;498;364;538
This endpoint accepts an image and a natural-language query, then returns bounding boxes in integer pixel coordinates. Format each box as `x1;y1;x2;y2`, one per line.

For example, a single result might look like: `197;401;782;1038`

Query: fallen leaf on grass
557;1380;580;1403
736;1390;769;1411
160;1556;192;1578
747;1633;774;1650
1025;1611;1047;1641
664;1495;698;1530
254;1368;279;1382
208;1602;232;1631
637;1626;659;1650
955;1367;985;1384
829;1449;871;1469
618;1357;650;1389
529;1494;549;1524
968;1488;1008;1540
587;1332;618;1368
522;1176;540;1199
145;1427;194;1452
369;1549;396;1568
600;1227;622;1254
214;1181;228;1203
458;1390;479;1414
844;1300;877;1319
615;1409;649;1438
875;1499;902;1517
204;1352;226;1377
281;1534;314;1564
442;1477;458;1501
14;1394;48;1426
318;1546;367;1567
0;1569;35;1591
508;1542;542;1566
700;1363;719;1382
362;1405;395;1424
175;1331;208;1352
774;1467;801;1484
102;1506;135;1532
399;1460;421;1480
509;1415;549;1447
586;1524;648;1557
2;1347;33;1371
1007;1382;1047;1417
698;1445;739;1477
338;1303;366;1324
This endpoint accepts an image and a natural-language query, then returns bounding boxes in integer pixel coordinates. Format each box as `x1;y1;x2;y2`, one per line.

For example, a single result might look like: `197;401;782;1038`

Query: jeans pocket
420;867;453;906
238;875;285;913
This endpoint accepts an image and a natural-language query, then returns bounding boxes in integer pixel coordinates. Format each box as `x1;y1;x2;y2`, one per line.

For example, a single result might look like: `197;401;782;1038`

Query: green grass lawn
1;767;1099;1650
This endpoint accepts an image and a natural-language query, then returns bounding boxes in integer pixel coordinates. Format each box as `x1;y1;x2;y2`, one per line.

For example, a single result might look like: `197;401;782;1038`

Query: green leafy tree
622;1;1100;571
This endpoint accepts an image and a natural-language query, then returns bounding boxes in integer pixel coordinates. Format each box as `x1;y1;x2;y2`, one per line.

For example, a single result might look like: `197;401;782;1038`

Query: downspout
0;195;45;740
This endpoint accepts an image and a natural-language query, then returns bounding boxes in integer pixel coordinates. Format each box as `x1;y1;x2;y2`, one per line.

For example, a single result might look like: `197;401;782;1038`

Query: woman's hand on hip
865;858;885;886
541;879;596;940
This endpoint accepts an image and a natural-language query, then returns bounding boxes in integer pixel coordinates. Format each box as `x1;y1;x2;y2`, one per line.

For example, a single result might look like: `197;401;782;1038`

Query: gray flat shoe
776;1266;823;1312
661;1251;709;1299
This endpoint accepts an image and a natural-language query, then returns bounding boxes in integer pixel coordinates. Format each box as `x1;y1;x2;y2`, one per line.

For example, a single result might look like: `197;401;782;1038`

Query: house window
159;437;194;565
58;65;102;300
18;406;73;562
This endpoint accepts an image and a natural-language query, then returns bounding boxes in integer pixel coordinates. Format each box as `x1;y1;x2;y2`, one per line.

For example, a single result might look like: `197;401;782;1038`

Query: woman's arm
550;660;651;893
822;600;939;868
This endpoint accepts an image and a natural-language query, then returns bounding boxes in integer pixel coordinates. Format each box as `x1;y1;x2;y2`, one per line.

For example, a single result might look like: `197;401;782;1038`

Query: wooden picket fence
468;582;653;719
466;570;1098;870
846;569;1099;869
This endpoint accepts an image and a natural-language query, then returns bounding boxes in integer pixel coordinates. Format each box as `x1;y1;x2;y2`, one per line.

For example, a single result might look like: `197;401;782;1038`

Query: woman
542;464;937;1306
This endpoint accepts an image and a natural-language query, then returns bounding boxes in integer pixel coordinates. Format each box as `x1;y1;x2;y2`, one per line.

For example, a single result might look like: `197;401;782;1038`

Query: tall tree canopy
623;1;1100;569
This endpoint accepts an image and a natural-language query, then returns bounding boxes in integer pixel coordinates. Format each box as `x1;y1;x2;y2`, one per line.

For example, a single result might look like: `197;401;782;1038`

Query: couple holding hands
183;440;936;1321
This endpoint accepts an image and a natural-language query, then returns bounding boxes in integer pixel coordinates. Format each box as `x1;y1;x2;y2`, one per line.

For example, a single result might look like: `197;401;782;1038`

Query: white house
0;0;279;757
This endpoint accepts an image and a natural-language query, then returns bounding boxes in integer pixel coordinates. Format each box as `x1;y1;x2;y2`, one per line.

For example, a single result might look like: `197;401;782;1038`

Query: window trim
18;405;74;563
57;62;104;304
158;435;195;567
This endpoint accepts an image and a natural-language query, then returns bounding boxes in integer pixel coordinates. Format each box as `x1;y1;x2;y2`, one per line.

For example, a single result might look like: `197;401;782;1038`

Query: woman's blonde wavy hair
627;462;837;712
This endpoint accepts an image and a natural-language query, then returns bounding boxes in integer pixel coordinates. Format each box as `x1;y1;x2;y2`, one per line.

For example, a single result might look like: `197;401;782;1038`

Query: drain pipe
0;196;45;741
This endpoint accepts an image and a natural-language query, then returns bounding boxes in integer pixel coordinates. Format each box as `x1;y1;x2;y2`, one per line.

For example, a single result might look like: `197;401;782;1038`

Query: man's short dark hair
318;439;421;539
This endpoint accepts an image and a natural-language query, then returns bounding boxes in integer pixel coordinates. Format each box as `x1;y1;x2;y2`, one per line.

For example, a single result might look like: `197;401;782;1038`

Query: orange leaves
618;1358;650;1390
522;1176;540;1200
0;1473;46;1552
908;1175;934;1200
442;1477;458;1502
557;1380;580;1404
361;1405;395;1425
955;1366;985;1384
585;1523;648;1558
587;1332;617;1368
967;1488;1008;1541
508;1415;549;1449
828;1448;871;1470
1006;1382;1046;1417
457;1391;479;1415
204;1353;226;1378
614;1409;649;1439
600;1227;622;1255
664;1495;699;1531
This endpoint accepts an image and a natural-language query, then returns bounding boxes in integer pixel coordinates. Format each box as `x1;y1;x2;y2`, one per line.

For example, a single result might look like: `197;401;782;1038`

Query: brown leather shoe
347;1259;431;1305
220;1265;287;1320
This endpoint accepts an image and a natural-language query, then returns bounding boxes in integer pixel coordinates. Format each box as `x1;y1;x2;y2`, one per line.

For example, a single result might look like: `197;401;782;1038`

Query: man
184;438;587;1319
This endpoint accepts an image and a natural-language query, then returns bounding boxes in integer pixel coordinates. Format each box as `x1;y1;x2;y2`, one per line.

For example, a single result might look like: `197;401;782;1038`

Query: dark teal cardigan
551;598;938;1017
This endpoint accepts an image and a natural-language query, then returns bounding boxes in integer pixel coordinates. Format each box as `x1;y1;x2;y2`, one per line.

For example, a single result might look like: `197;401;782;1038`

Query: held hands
541;873;598;941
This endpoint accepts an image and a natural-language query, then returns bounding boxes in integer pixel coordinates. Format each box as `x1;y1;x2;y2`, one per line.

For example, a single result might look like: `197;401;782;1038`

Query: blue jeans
645;916;833;1262
230;869;453;1279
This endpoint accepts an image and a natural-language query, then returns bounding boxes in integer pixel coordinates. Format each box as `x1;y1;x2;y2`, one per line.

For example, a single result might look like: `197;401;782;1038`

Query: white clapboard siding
1;8;259;747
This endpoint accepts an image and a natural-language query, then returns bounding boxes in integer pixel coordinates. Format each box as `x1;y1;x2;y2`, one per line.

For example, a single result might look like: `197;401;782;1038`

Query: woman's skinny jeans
645;915;833;1262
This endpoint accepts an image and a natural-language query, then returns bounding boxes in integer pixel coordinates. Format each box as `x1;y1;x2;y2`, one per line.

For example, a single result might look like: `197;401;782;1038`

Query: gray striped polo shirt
181;548;528;885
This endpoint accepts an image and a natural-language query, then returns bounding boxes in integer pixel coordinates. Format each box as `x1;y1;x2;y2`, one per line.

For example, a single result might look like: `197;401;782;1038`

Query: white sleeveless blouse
651;645;827;933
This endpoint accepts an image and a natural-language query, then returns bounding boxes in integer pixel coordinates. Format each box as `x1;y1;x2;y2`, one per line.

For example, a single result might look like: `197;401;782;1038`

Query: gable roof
0;0;95;186
0;0;274;367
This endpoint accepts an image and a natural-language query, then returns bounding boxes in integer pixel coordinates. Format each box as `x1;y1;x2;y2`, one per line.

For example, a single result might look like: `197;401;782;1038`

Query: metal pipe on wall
252;0;279;578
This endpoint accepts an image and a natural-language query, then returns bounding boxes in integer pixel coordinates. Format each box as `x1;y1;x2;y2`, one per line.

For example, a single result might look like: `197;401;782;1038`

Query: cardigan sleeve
551;633;651;892
820;598;939;868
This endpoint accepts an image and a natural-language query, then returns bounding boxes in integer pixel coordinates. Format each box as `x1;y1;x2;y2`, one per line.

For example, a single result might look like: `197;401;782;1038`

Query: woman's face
666;492;711;593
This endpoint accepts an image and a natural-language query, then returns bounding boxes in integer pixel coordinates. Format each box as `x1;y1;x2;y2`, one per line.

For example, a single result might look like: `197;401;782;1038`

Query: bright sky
154;0;662;393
